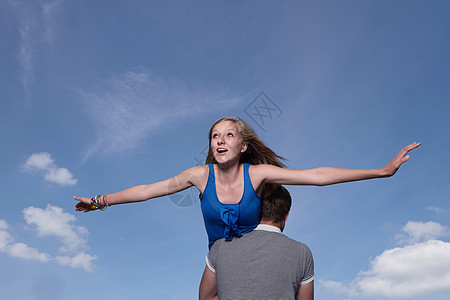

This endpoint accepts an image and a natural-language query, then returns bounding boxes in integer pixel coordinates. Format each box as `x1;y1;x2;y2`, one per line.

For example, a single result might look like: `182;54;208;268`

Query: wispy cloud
80;69;242;158
0;205;96;272
9;0;37;98
40;0;61;49
8;0;62;99
23;152;77;186
322;221;450;299
427;206;450;214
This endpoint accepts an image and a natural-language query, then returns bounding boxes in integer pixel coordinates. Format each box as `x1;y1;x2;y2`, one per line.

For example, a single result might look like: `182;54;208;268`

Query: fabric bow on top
219;204;242;241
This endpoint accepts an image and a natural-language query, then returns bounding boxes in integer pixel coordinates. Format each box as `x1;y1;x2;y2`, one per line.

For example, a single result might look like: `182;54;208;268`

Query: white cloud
44;167;77;186
55;252;97;272
0;231;11;252
23;204;88;254
322;221;450;299
396;221;449;245
23;152;77;186
80;69;243;158
0;207;95;272
355;240;450;298
319;279;355;296
0;219;51;262
8;242;51;262
0;219;8;230
23;152;54;170
0;220;12;251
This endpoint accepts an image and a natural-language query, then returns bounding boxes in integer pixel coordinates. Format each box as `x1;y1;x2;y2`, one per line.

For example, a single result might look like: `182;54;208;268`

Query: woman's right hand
73;196;94;213
382;142;421;177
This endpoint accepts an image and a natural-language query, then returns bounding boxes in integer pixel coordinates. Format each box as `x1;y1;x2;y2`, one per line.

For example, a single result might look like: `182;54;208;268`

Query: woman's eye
212;134;219;138
227;133;234;137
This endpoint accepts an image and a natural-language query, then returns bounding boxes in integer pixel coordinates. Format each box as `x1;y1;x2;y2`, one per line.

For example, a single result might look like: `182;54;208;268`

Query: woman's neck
215;160;241;183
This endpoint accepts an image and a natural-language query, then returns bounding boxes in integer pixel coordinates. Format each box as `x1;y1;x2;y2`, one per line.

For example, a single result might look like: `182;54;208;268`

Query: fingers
74;196;92;213
73;196;91;204
397;142;420;167
404;142;421;152
73;196;88;202
399;142;421;158
75;204;92;213
385;142;420;177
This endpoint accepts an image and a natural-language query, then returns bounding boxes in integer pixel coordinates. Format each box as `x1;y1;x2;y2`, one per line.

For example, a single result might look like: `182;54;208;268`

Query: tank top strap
242;163;259;197
243;163;250;188
200;164;215;200
208;163;215;186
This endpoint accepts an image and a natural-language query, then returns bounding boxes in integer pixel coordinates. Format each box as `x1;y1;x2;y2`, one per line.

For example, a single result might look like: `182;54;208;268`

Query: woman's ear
241;142;248;153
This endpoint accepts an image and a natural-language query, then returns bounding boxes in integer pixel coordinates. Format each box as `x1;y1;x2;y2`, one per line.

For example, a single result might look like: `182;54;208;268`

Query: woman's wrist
90;194;110;211
378;166;392;178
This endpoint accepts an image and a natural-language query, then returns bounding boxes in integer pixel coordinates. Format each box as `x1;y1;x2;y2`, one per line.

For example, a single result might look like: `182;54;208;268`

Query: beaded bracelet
101;194;109;210
90;194;109;211
90;195;100;210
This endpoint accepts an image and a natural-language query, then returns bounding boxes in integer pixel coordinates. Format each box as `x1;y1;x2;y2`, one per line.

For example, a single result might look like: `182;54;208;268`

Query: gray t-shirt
207;224;314;300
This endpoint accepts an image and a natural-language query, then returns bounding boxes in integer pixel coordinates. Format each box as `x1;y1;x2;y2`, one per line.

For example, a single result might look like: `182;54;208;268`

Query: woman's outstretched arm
74;165;207;212
251;142;421;188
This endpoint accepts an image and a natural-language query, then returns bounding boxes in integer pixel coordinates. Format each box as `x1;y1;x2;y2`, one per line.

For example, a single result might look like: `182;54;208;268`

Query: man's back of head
260;184;292;231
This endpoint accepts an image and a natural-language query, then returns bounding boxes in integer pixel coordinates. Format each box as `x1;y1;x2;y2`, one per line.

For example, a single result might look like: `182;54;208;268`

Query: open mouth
217;148;228;154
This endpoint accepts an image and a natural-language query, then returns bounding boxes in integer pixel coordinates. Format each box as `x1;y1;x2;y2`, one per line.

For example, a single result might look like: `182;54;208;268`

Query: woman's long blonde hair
205;117;285;168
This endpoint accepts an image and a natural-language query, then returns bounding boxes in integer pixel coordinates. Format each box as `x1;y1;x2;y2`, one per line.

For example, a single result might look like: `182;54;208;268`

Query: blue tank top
200;163;261;249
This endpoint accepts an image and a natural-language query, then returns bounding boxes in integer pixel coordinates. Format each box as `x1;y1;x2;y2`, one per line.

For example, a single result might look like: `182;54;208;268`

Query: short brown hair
260;185;292;223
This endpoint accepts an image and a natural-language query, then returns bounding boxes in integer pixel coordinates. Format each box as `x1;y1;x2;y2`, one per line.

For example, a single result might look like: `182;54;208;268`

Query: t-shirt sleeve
206;241;219;273
205;255;215;273
300;244;314;285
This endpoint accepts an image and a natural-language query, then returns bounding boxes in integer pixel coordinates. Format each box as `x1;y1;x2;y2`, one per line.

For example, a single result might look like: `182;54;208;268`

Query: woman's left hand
73;196;94;213
382;142;421;177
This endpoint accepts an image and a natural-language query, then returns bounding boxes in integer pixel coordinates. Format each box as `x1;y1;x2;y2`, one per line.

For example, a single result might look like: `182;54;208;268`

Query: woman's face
210;121;247;165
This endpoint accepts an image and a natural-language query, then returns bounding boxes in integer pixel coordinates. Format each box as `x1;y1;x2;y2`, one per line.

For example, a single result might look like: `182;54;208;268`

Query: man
199;185;314;300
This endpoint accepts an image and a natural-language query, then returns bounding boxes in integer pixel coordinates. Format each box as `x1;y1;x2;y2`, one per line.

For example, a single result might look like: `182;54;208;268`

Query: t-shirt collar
254;223;281;233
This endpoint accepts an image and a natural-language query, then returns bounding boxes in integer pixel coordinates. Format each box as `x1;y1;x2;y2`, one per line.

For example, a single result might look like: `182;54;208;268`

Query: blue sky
1;1;450;299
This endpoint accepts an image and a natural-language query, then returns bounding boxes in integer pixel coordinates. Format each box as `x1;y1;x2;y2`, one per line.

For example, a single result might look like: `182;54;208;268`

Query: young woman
74;117;420;249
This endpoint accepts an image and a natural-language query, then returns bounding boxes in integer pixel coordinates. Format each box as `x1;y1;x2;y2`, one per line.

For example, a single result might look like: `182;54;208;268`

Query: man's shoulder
209;237;226;254
250;229;304;243
244;230;311;253
279;233;311;249
210;230;312;255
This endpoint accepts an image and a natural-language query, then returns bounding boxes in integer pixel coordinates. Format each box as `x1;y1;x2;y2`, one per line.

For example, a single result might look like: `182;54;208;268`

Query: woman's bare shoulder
249;164;289;185
186;164;209;174
182;165;209;185
182;165;209;192
249;164;282;173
